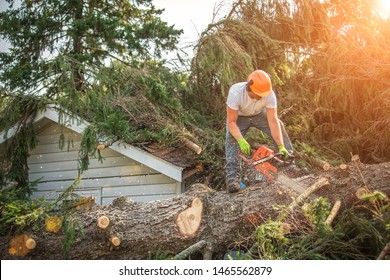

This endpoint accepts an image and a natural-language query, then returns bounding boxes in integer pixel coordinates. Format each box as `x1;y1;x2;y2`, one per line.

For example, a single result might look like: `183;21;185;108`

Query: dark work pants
225;109;293;182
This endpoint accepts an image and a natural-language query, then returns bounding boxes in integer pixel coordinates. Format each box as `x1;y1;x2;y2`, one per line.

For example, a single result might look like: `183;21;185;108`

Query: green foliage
0;0;182;96
148;249;173;260
0;175;87;255
251;193;390;260
78;126;103;174
61;214;84;255
0;188;47;234
225;250;253;260
254;220;290;259
0;95;47;195
302;197;331;228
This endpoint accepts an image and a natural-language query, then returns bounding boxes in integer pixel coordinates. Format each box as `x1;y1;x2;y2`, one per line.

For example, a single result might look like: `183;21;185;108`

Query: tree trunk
1;162;389;260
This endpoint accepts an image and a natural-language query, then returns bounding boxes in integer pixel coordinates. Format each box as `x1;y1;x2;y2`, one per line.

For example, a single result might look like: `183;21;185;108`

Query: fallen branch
310;157;331;171
172;240;207;260
283;178;329;217
325;200;341;226
182;138;202;155
377;241;390;260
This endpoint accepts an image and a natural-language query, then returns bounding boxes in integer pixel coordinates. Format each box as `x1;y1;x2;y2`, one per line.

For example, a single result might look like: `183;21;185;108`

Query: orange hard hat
247;70;272;97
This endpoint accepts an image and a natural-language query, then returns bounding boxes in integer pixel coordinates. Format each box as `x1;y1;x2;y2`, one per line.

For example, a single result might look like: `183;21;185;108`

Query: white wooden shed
0;105;184;205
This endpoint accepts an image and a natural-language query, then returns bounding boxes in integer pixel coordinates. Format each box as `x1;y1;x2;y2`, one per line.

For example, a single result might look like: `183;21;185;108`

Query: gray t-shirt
226;82;277;116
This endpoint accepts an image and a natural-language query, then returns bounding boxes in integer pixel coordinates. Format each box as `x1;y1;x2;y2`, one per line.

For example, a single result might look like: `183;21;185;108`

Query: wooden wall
28;122;181;204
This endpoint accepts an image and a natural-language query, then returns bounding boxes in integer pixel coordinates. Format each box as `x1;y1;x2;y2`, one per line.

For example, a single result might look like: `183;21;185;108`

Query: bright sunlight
375;0;390;18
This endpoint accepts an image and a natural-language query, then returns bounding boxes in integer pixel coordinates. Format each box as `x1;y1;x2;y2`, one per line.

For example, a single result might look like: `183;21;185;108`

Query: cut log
25;237;36;250
351;154;360;162
182;138;202;155
110;235;121;247
355;187;368;199
96;144;106;150
339;164;348;170
97;215;110;229
183;163;204;180
310;157;331;171
8;234;35;257
1;184;283;259
176;197;203;237
1;162;389;260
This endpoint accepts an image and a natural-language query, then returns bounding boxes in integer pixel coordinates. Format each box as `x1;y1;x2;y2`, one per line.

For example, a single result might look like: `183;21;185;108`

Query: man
225;69;293;193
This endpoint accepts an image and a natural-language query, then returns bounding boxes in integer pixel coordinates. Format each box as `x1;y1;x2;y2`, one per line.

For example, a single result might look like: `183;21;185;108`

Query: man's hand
278;144;290;159
238;137;251;155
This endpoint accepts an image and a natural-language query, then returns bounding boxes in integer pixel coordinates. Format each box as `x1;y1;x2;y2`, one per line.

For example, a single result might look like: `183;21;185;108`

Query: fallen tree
0;161;389;260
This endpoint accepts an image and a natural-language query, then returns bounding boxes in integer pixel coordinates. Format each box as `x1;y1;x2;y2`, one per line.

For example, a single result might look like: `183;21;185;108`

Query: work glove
238;137;251;155
278;144;290;159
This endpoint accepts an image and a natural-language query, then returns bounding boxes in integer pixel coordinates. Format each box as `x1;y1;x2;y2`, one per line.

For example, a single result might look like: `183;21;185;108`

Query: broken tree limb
377;241;390;260
310;157;331;171
283;178;329;216
172;240;207;260
325;200;341;226
182;138;202;155
202;243;214;260
351;154;360;162
183;164;204;180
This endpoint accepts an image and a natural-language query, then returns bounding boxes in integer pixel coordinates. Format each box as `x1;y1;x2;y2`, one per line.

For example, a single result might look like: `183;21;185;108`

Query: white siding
28;122;181;205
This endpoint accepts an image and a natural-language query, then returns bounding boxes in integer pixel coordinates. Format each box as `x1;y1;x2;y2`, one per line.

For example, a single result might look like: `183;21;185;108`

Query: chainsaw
238;146;317;199
238;145;293;180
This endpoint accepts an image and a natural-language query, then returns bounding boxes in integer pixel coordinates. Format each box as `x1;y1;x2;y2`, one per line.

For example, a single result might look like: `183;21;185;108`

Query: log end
323;162;331;171
339;163;348;170
96;144;106;150
98;215;110;229
351;154;360;162
9;234;34;257
182;138;202;155
25;237;36;250
176;198;203;237
355;187;368;199
110;236;121;247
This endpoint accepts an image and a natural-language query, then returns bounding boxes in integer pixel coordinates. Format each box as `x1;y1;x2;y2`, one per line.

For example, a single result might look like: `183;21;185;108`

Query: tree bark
0;162;389;260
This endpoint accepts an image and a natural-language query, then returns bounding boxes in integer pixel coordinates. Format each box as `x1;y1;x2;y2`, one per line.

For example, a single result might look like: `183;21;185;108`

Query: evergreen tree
0;0;182;96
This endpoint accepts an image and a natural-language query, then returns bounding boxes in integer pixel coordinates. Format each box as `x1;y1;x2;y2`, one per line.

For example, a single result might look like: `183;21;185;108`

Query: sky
153;0;234;54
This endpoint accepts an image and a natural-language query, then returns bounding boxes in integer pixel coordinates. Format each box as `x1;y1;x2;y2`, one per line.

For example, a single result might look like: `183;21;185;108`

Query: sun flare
376;0;390;18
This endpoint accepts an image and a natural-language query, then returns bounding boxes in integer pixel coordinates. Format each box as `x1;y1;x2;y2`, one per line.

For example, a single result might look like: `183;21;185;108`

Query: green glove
238;137;251;155
278;144;290;159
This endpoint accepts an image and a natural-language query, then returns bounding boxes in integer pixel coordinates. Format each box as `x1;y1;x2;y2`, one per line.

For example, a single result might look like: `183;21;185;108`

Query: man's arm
227;106;251;155
227;106;243;141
